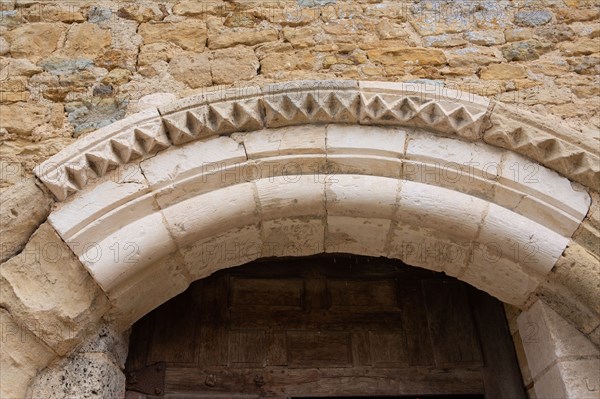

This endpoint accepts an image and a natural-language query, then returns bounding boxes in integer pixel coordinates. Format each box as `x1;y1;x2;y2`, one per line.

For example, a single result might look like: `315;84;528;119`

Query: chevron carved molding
35;80;599;201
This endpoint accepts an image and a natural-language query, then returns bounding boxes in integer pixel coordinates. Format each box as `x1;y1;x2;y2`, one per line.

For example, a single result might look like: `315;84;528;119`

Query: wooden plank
286;331;352;368
164;366;485;397
266;330;287;366
369;331;409;367
469;288;527;399
230;278;304;309
147;291;198;365
398;281;435;367
328;279;399;310
423;280;483;367
197;276;229;366
228;330;267;367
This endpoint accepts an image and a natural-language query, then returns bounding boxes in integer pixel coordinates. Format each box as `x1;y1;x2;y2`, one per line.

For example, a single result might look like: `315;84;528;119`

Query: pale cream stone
180;224;262;280
325;216;391;257
82;212;178;294
397;181;487;241
140;135;247;206
256;175;325;220
262;218;325;258
476;204;569;276
461;255;540;305
498;152;591;224
517;300;599;379
0;309;57;399
326;175;399;219
0;223;110;355
48;165;151;243
162;183;259;248
388;224;471;275
326;124;406;157
238;125;326;158
107;251;191;328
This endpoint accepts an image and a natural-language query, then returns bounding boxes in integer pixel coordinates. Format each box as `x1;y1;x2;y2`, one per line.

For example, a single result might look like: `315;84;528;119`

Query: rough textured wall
1;0;599;189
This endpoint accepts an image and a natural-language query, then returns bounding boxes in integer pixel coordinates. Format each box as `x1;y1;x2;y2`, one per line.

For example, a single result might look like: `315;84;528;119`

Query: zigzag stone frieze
35;80;599;201
34;109;170;201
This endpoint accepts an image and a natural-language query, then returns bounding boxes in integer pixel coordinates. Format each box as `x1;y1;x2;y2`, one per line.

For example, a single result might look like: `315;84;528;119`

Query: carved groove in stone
35;81;599;201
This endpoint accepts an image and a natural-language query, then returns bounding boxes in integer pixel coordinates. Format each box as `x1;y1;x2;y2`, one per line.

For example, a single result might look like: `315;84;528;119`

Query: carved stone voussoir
34;80;599;201
34;109;168;201
484;102;600;191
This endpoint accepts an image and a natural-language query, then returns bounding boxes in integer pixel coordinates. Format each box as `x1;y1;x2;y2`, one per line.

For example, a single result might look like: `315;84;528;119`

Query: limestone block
0;223;110;355
461;254;540;306
263;80;360;128
326;175;399;219
140;136;247;206
325;216;391;257
180;225;262;280
262;218;325;258
405;131;502;200
388;224;471;276
0;309;57;399
548;243;600;315
257;175;325;220
476;204;569;276
34;108;168;201
497;151;591;224
397;181;487;241
240;125;326;158
5;22;65;61
27;352;125;399
169;52;212;89
327;124;406;157
62;22;112;58
517;300;599;380
76;322;130;369
162;183;259;248
81;211;178;296
0;178;54;263
211;46;260;85
326;124;405;178
359;81;490;141
139;20;208;51
484;102;600;191
107;251;191;327
48;164;151;243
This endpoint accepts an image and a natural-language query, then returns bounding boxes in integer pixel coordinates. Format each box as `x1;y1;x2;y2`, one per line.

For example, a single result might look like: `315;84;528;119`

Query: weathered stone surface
211;46;260;84
465;30;506;45
5;22;64;61
0;309;57;399
558;37;600;56
0;178;53;263
139;20;208;51
169;52;212;88
422;33;467;47
0;36;9;55
0;223;110;355
0;102;63;136
480;63;527;80
517;300;599;399
28;352;125;399
515;10;554;27
208;28;279;49
504;28;533;42
284;26;321;48
62;22;112;58
501;40;552;61
549;243;600;316
368;46;446;66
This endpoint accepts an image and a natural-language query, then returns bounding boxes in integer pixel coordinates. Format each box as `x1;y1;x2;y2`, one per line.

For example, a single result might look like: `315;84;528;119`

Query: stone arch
2;80;598;398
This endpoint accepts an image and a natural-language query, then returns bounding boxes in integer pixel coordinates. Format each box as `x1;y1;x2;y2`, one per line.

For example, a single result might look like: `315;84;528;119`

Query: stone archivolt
36;80;598;201
2;80;598;398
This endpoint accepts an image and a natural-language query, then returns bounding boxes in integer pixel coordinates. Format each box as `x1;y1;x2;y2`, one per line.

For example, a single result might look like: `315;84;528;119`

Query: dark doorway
125;255;525;399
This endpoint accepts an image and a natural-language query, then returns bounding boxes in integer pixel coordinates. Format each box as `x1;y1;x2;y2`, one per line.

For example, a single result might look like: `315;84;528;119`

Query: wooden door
125;255;525;399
